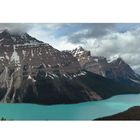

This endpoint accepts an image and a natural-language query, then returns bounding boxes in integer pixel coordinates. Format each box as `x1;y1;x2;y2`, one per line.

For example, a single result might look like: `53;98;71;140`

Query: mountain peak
0;29;30;36
0;29;11;37
71;46;91;57
0;29;43;45
111;57;126;65
77;46;85;51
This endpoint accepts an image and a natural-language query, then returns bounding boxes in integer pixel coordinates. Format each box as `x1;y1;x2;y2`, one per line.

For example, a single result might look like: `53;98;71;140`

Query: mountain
71;47;140;87
0;29;43;45
0;30;139;105
96;106;140;120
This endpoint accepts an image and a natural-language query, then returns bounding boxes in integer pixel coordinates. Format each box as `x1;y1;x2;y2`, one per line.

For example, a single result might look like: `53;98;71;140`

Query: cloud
76;28;140;74
0;23;32;34
0;23;64;35
28;24;65;47
67;23;115;44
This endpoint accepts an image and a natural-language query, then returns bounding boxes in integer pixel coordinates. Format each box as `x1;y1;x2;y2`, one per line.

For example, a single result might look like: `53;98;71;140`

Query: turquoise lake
0;93;140;120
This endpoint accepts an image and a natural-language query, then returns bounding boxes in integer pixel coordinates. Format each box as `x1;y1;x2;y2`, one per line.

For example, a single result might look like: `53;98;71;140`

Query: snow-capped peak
107;54;120;63
71;46;90;58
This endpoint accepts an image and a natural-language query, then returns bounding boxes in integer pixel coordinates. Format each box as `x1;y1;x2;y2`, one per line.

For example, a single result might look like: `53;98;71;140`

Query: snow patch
52;74;58;78
28;75;36;82
107;54;119;63
101;71;106;77
72;71;87;78
48;64;51;67
49;75;54;79
11;45;20;65
0;56;4;60
94;58;98;63
45;73;48;77
63;74;68;78
31;49;34;57
42;63;47;69
28;75;32;79
22;50;26;57
4;52;9;60
130;78;140;84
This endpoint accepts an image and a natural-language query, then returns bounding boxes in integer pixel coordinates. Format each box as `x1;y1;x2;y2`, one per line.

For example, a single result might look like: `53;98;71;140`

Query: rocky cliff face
71;47;140;87
0;30;139;104
0;30;83;103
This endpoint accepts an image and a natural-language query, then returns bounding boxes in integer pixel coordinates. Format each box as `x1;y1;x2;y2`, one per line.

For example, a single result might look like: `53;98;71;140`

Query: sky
0;23;140;74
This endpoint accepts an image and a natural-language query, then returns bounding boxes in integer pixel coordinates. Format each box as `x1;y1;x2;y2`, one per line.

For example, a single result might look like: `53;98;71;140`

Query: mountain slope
71;47;140;87
1;69;139;105
96;106;140;120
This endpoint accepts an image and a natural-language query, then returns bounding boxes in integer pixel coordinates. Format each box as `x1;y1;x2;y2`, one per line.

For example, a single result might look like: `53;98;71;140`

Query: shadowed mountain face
0;30;139;105
71;47;140;87
96;106;140;120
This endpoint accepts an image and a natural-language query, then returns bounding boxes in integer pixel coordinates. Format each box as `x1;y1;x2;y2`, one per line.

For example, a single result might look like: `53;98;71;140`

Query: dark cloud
67;23;115;44
0;23;32;34
82;28;140;74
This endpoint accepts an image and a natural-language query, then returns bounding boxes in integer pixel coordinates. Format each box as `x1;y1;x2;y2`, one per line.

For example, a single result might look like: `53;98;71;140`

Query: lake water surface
0;93;140;120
